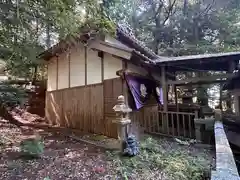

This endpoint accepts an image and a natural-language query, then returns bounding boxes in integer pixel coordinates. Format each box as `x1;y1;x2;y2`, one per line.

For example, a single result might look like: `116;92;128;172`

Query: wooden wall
47;57;57;91
104;78;123;137
47;42;123;91
46;84;105;135
45;79;124;138
70;45;85;87
45;41;164;138
46;42;124;138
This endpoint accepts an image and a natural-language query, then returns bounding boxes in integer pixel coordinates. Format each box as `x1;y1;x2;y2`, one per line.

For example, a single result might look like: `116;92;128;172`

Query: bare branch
162;0;177;26
196;0;216;18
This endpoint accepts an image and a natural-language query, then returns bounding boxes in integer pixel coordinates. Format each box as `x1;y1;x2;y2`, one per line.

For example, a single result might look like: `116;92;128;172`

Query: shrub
20;137;44;158
0;84;27;108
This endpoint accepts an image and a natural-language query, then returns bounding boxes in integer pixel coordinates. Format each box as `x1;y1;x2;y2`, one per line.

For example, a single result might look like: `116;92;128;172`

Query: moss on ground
106;136;213;180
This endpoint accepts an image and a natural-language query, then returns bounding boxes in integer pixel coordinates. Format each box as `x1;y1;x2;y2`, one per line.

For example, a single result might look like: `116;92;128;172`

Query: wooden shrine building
41;24;240;139
223;71;240;115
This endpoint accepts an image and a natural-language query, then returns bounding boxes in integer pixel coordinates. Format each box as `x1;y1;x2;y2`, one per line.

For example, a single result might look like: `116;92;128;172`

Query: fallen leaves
0;121;117;180
93;166;106;174
0;121;214;180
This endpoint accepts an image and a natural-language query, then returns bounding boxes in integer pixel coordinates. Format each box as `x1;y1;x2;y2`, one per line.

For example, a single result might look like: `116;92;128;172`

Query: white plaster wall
47;57;57;91
57;52;69;89
70;45;85;87
104;53;123;80
127;63;148;76
87;49;102;84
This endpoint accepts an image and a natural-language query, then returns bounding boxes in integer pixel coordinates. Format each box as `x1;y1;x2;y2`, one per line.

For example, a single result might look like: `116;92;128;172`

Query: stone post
194;120;202;142
214;109;222;122
113;95;132;152
194;112;214;143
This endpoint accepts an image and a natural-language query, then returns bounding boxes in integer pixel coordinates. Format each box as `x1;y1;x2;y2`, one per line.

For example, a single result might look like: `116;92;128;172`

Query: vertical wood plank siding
45;78;196;139
46;78;124;138
103;78;123;138
46;83;107;136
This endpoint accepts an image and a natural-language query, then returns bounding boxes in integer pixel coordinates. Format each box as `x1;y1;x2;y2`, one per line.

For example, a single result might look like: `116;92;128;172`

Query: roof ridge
116;23;158;59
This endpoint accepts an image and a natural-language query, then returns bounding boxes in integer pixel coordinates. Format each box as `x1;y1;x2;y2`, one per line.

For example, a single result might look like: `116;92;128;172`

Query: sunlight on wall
104;53;122;80
57;53;69;89
47;57;57;91
87;49;102;84
70;45;85;87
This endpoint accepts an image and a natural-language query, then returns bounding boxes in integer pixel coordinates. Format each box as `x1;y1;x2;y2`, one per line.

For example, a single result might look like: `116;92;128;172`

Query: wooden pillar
56;56;59;90
161;66;168;112
84;46;87;85
227;61;235;110
229;61;236;73
233;93;240;115
68;50;71;88
161;66;168;133
173;84;179;112
122;62;128;106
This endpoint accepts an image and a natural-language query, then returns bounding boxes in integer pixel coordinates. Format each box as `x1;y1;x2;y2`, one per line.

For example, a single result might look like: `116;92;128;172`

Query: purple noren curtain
125;73;163;110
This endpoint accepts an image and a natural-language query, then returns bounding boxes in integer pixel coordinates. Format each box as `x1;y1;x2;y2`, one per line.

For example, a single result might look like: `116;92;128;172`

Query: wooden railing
131;107;196;139
157;111;196;138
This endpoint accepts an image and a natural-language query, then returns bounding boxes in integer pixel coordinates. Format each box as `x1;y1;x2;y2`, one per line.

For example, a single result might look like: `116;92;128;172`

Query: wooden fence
132;107;196;139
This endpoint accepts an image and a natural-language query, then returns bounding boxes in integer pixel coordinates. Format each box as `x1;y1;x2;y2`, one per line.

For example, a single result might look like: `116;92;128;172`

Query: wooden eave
38;24;159;63
154;52;240;72
130;51;175;80
116;69;161;85
222;71;240;90
38;32;99;61
89;40;133;60
168;73;235;86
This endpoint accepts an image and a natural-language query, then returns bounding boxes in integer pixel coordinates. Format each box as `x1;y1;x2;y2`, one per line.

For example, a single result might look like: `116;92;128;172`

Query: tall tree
0;0;115;79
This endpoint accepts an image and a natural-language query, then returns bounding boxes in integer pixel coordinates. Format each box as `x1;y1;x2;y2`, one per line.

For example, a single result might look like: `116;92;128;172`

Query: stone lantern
112;95;132;151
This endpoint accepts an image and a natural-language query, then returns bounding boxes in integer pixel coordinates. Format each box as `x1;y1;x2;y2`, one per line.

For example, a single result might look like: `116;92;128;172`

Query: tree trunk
32;66;38;85
46;24;51;48
0;104;22;126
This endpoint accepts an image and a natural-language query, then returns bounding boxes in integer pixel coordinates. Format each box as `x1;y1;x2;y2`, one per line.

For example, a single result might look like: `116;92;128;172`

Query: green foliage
112;0;240;55
106;137;211;180
20;138;44;158
43;177;51;180
0;0;116;79
0;84;27;108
